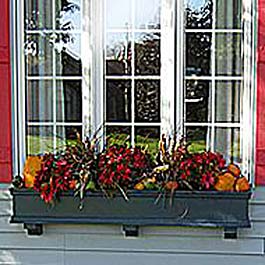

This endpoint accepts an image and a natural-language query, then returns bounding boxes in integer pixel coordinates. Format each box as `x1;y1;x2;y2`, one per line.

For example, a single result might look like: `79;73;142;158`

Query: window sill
10;188;251;238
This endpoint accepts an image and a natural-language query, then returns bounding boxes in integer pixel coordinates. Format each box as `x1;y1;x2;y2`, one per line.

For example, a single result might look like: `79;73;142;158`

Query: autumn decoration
12;133;251;206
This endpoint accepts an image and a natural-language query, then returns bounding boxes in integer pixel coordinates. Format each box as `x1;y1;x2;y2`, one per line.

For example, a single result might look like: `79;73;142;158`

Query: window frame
11;0;257;185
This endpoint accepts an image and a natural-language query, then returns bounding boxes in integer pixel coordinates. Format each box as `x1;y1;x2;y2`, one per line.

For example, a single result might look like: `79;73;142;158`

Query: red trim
0;0;12;182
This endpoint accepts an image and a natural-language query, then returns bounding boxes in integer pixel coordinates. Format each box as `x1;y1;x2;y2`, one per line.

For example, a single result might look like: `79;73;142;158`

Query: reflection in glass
186;0;213;29
106;0;132;29
57;126;82;148
25;34;53;76
185;81;211;122
106;80;131;122
186;33;211;76
25;0;53;30
106;33;132;75
106;126;131;146
135;33;160;76
216;0;241;29
135;80;160;122
135;0;161;29
216;33;242;76
186;127;211;153
27;126;54;155
135;126;160;157
55;0;81;30
215;128;240;163
27;81;53;122
215;81;242;122
56;80;82;122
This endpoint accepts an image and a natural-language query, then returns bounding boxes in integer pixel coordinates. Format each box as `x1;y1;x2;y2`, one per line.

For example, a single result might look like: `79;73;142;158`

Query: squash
214;173;235;191
23;156;43;188
235;177;250;192
227;163;241;177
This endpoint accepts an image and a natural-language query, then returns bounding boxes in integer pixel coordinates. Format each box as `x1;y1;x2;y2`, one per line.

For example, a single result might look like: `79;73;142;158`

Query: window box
10;188;251;238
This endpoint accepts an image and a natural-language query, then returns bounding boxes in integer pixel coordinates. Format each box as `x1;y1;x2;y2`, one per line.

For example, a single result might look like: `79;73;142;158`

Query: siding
0;187;265;265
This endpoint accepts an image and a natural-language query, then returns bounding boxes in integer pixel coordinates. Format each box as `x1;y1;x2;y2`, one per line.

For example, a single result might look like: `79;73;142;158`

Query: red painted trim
0;0;12;182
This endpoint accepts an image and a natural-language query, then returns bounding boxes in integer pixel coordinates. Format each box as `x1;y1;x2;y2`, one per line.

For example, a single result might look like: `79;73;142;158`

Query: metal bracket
122;225;139;237
24;224;43;236
224;227;237;239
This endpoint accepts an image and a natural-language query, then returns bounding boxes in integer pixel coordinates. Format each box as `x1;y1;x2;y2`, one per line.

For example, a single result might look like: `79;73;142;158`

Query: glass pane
25;0;53;30
135;33;160;76
186;0;213;29
186;127;211;153
186;33;211;76
57;126;82;148
27;126;54;155
106;33;132;76
25;34;53;76
135;126;160;157
216;0;241;29
214;127;240;163
135;80;160;122
106;0;132;29
216;33;242;76
56;80;82;122
215;81;242;122
106;80;131;122
55;0;81;30
135;0;161;29
185;80;211;122
27;81;53;122
106;126;131;146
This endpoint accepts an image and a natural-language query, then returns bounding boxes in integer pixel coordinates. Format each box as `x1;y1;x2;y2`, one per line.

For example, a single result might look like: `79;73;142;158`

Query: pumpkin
235;176;250;192
23;156;43;188
227;163;241;177
214;173;235;191
165;181;178;191
134;182;145;191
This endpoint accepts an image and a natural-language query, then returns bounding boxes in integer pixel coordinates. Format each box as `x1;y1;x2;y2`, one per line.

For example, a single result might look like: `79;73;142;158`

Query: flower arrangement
12;133;250;205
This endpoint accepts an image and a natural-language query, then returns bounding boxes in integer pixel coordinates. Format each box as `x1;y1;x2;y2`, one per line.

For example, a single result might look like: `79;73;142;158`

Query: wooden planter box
10;188;251;238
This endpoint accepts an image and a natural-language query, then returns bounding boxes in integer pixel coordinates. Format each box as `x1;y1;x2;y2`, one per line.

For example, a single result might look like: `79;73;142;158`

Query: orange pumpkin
227;164;241;177
134;182;145;191
23;156;43;188
235;176;250;192
214;173;235;191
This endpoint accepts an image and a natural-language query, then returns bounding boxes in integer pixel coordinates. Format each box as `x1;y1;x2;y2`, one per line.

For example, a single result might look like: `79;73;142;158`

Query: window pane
216;0;242;29
27;126;54;155
185;33;212;76
56;80;82;122
55;0;81;30
185;80;211;122
135;126;160;157
135;80;160;122
25;0;53;30
216;33;242;76
106;126;131;146
106;0;132;29
57;126;82;148
186;127;211;153
186;0;213;29
135;0;161;29
135;33;160;76
106;33;132;76
25;34;53;76
214;128;240;163
55;34;82;76
27;81;53;122
106;80;132;122
215;81;242;122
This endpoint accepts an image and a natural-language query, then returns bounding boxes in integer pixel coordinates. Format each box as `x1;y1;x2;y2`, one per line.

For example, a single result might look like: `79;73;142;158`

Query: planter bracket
122;225;139;237
224;227;237;239
24;224;43;236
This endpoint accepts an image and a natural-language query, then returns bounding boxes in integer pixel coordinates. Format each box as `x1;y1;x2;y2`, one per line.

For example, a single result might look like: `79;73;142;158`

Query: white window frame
11;0;256;183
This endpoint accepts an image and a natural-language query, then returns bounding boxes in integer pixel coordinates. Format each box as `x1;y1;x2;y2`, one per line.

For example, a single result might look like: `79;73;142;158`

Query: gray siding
0;187;265;265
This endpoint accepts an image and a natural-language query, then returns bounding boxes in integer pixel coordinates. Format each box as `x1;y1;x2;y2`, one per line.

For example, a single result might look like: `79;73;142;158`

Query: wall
0;186;265;265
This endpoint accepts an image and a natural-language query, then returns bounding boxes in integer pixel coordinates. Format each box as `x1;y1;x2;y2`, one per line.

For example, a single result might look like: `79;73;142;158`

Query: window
12;0;255;179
